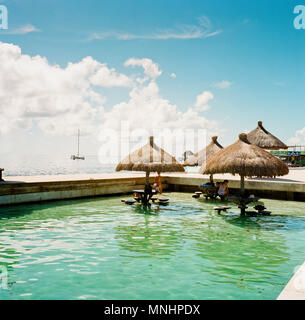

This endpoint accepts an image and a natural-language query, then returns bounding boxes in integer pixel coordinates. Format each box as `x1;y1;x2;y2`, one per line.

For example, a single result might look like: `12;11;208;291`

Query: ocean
0;154;116;177
0;154;198;177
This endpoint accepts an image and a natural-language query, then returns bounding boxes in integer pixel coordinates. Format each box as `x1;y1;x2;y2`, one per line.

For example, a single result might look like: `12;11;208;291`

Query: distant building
271;146;305;167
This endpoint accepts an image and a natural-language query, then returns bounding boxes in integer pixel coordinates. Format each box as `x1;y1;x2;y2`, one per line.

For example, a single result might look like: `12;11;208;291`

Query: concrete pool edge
1;172;305;300
278;262;305;300
1;171;305;206
0;173;167;206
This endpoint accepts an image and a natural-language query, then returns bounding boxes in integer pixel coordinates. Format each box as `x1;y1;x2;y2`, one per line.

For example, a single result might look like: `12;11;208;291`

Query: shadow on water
0;195;122;220
221;213;305;232
132;203;161;215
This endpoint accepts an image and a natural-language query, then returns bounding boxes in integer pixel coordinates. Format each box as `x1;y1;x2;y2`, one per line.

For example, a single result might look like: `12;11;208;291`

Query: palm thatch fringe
116;136;185;173
247;121;288;150
201;133;289;178
184;136;223;167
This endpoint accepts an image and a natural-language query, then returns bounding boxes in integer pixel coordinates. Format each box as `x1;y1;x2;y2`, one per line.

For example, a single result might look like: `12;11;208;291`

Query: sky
0;0;305;158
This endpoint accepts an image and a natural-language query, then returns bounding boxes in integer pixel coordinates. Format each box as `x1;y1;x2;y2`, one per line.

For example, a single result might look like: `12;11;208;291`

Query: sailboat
71;129;85;160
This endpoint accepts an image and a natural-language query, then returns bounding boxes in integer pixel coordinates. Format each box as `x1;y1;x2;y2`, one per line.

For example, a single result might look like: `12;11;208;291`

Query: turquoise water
0;193;305;300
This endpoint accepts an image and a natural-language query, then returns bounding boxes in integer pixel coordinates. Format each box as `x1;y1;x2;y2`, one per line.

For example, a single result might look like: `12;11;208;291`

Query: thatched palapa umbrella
184;136;223;183
116;136;185;190
247;121;288;150
184;136;223;167
201;133;289;197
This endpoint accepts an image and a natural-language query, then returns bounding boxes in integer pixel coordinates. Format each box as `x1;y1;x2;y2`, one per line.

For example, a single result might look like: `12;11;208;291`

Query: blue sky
0;0;304;156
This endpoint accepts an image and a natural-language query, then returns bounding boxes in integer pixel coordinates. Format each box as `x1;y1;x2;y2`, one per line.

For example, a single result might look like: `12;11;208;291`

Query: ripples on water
0;193;305;300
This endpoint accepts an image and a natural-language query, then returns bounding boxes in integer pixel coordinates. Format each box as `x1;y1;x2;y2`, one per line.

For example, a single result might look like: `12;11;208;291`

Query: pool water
0;193;305;300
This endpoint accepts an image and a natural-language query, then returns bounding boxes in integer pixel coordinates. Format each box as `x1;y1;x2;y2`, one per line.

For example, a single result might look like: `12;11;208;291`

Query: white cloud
90;64;133;87
194;91;214;112
5;24;40;35
102;81;218;133
101;80;219;158
170;73;176;78
0;41;220;150
97;74;220;156
124;58;162;80
288;127;305;145
89;16;222;41
213;80;232;89
0;42;132;135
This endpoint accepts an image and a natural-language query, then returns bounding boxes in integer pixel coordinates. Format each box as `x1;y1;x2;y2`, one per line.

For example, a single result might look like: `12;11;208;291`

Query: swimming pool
0;193;305;300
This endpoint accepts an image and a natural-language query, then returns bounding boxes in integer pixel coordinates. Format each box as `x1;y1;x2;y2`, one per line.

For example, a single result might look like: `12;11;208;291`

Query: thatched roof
247;121;288;150
116;136;185;173
184;136;223;167
200;133;289;177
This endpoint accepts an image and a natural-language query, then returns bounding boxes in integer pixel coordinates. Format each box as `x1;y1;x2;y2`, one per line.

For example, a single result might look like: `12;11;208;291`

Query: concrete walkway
278;262;305;300
2;168;305;184
2;172;146;183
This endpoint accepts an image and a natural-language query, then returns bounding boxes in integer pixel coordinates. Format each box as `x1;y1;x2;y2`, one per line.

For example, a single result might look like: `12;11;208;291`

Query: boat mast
77;129;80;157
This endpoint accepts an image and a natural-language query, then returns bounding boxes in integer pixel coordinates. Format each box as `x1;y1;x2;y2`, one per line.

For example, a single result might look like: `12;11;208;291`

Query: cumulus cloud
170;73;176;78
194;91;214;112
101;79;218;135
0;42;132;135
90;64;133;87
124;58;162;80
288;127;305;145
0;41;220;154
100;80;219;158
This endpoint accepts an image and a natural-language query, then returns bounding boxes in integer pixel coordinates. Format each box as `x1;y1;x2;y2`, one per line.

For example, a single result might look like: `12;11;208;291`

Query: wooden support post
209;174;214;184
239;174;246;215
240;174;245;196
143;171;151;206
240;206;246;216
145;171;150;187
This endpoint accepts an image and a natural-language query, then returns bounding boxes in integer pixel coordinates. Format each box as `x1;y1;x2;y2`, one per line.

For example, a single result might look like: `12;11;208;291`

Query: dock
1;169;305;206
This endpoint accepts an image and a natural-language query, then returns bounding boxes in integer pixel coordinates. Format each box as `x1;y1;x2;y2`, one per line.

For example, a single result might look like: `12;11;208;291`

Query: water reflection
115;211;182;259
0;193;304;300
189;214;289;289
223;214;305;232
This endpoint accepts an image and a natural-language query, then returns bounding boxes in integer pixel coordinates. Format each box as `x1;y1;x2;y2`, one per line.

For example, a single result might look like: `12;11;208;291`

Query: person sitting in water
153;183;160;194
133;192;141;202
218;180;229;200
201;175;215;188
153;172;162;195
